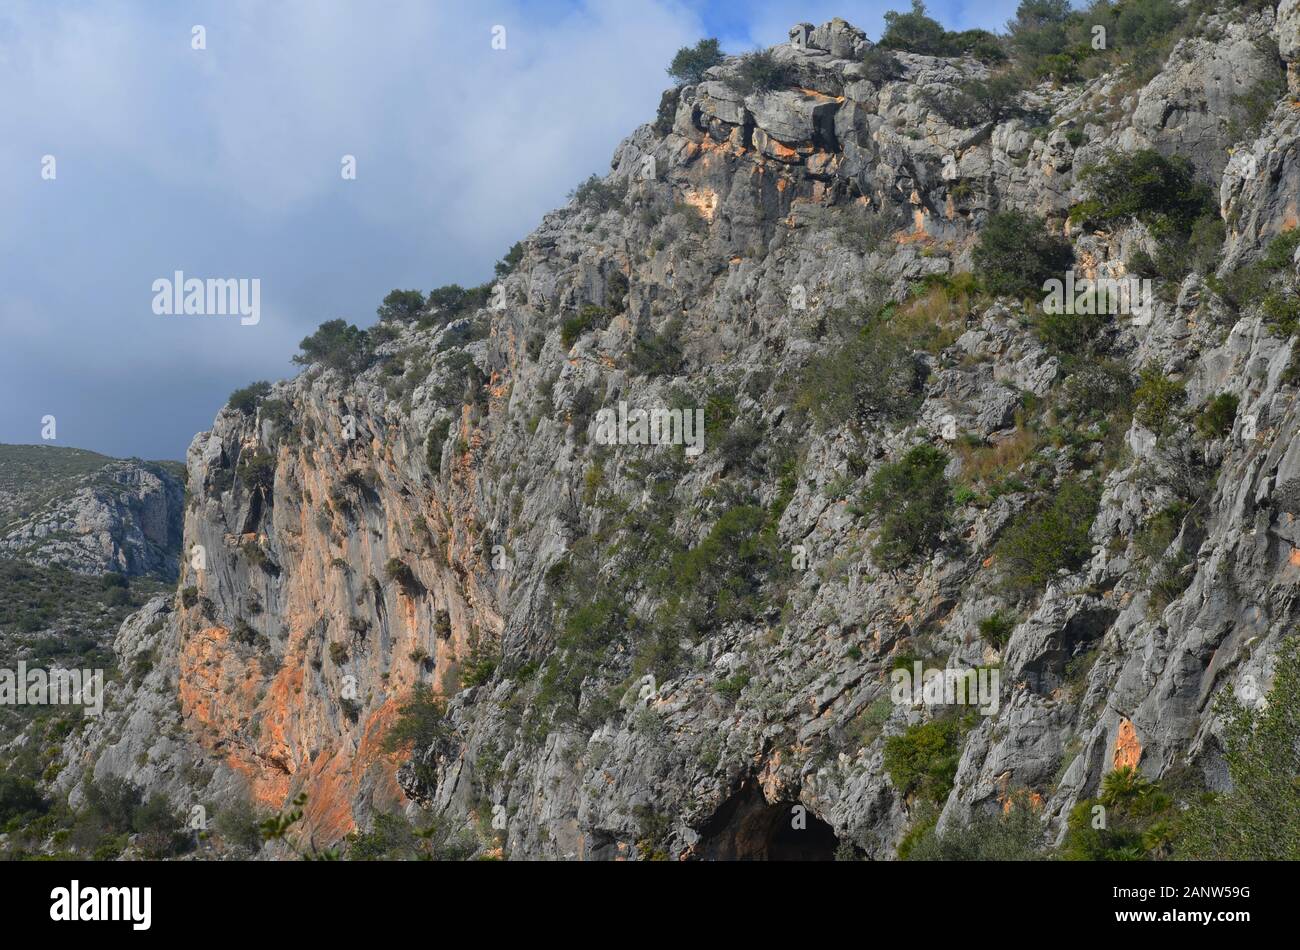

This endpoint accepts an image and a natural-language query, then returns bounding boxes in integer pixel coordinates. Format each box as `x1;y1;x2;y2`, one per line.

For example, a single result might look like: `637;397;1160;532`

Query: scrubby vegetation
859;445;951;568
1176;636;1300;859
667;38;725;86
228;380;271;414
561;305;613;349
569;175;627;213
293;319;372;375
973;210;1073;299
878;1;1004;62
1062;766;1176;860
902;790;1048;860
884;713;977;805
725;50;795;96
996;479;1100;592
794;302;925;431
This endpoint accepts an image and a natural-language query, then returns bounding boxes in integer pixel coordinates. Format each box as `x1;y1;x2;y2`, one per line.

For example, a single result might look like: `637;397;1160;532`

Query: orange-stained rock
1113;718;1141;770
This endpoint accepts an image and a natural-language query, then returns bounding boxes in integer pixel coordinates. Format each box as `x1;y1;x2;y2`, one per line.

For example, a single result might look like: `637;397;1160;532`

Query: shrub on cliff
973;210;1074;299
228;380;271;415
667;38;724;85
884;713;976;805
0;771;47;830
903;789;1048;860
1070;149;1214;241
292;319;372;374
996;478;1100;592
376;289;425;323
1132;365;1185;435
384;557;418;591
859;444;952;568
1176;636;1300;859
925;73;1026;127
133;793;189;858
560;305;612;349
878;1;1005;62
1062;766;1174;860
382;684;451;754
724;50;795;96
569;175;626;213
493;241;524;278
794;303;925;430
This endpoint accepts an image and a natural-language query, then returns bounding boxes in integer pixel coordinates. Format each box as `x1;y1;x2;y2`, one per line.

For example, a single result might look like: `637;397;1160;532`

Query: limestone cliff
55;3;1300;859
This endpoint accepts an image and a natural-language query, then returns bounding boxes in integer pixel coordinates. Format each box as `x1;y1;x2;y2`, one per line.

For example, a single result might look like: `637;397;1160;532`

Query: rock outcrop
0;446;185;580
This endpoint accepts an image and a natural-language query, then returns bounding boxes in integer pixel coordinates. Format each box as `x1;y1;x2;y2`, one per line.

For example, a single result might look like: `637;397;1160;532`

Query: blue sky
1;0;1026;461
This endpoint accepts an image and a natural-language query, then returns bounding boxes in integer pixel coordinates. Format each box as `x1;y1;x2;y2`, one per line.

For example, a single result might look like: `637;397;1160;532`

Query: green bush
382;683;451;754
133;793;188;858
925;73;1026;127
860;445;951;568
878;1;1005;61
629;318;684;376
667;38;724;85
996;478;1100;592
1195;392;1239;440
0;771;47;829
228;381;271;415
1062;766;1174;860
1132;366;1185;435
494;242;524;278
860;46;904;83
384;557;417;589
973;210;1074;299
376;289;425;323
903;789;1047;860
236;450;276;493
883;714;974;805
794;303;924;430
560;305;612;348
1035;303;1109;356
292;319;372;374
653;87;682;135
724;50;795;96
1070;149;1214;241
214;796;263;854
978;611;1016;649
1176;636;1300;859
569;175;627;213
422;284;491;327
426;418;451;472
1207;229;1300;321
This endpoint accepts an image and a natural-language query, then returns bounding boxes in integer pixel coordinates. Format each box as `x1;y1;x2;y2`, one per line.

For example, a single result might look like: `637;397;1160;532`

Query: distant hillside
0;444;186;580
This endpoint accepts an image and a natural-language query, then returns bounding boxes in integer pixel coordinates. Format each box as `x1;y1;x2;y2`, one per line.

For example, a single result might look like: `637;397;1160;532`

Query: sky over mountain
0;0;1025;460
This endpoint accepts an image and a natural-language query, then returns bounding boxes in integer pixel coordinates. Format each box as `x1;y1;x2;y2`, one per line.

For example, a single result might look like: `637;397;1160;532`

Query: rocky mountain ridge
0;444;185;581
32;1;1300;859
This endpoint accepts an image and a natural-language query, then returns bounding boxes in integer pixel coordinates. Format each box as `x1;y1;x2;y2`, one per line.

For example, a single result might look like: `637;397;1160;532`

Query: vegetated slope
18;1;1300;861
0;444;185;580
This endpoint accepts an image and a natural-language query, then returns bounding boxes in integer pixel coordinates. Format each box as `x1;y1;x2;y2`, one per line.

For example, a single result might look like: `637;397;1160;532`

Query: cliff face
62;4;1300;858
0;445;184;581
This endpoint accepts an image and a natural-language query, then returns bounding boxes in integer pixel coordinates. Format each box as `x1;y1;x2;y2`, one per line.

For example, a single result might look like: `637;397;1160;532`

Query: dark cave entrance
696;782;839;861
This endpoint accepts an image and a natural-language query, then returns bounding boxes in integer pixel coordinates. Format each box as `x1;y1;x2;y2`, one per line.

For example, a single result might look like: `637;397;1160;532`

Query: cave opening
696;782;839;861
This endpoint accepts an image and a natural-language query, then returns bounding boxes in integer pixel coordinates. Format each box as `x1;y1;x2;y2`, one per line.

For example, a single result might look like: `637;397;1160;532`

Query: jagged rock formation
0;445;185;580
56;4;1300;859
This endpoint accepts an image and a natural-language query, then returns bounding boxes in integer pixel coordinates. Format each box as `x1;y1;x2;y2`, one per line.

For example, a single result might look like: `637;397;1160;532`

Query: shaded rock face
0;454;185;580
68;8;1300;858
